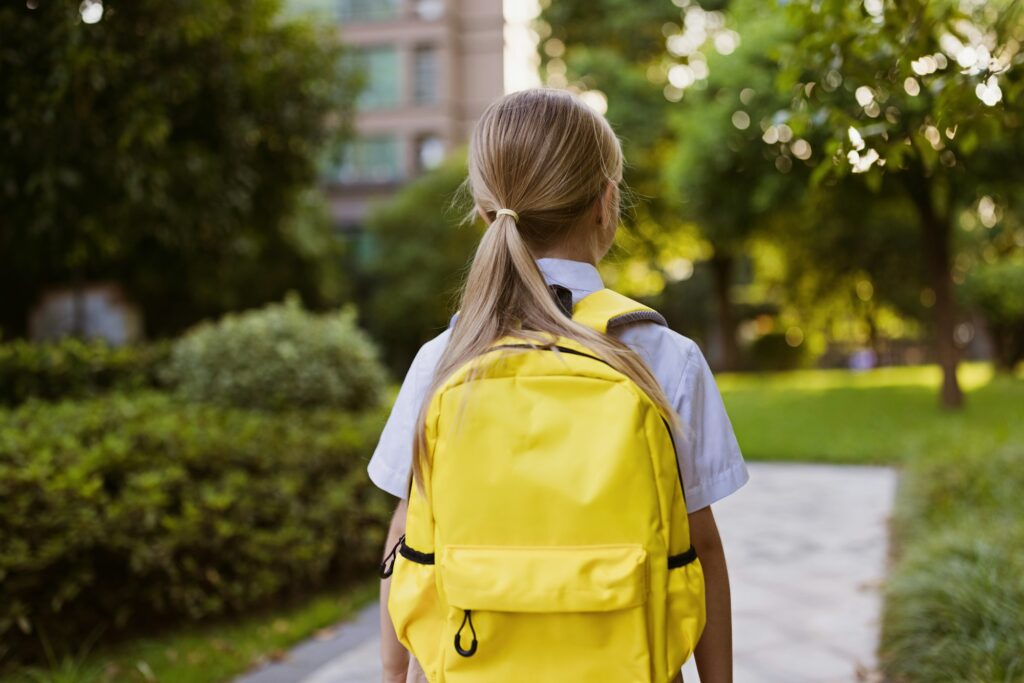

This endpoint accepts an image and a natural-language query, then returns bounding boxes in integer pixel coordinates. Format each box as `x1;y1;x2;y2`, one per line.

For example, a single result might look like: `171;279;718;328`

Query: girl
369;88;748;683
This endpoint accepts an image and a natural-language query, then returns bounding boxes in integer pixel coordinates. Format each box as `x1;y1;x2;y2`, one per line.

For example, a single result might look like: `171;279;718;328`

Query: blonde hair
412;88;678;488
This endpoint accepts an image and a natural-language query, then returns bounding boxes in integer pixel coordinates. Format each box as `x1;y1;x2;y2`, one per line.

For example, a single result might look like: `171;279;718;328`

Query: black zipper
379;534;403;578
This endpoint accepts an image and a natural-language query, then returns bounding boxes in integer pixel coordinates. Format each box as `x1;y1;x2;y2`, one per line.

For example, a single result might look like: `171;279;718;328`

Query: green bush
361;155;479;373
167;296;387;412
0;338;170;407
0;392;391;663
743;331;809;371
882;529;1024;683
960;258;1024;372
881;445;1024;682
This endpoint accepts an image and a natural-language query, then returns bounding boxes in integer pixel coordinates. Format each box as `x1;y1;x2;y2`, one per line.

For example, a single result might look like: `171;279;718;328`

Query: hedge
880;443;1024;682
0;392;391;664
0;338;170;407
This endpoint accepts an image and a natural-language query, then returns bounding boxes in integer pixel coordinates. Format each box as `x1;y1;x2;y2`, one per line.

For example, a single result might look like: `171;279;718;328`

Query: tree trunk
992;323;1024;373
71;280;86;338
865;307;883;367
906;176;964;409
710;253;739;372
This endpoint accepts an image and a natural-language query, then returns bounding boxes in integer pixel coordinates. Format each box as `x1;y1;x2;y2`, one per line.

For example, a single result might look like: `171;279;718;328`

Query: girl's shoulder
614;319;701;372
407;316;704;395
406;327;452;384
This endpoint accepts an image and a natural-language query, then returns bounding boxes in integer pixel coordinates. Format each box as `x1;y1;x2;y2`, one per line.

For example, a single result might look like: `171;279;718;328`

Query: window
416;135;445;171
356;46;400;109
336;136;403;184
287;0;400;22
338;0;399;22
415;0;445;20
413;45;439;105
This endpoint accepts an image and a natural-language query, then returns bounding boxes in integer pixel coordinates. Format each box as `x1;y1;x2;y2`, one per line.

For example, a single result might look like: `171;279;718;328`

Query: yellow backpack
381;289;706;682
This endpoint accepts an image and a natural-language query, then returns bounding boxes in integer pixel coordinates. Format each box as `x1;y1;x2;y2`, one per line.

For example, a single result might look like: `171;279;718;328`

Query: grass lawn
719;360;1024;682
4;581;378;683
718;361;1023;463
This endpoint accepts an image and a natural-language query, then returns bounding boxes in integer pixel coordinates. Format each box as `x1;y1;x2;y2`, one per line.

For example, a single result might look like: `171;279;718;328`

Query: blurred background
0;0;1022;681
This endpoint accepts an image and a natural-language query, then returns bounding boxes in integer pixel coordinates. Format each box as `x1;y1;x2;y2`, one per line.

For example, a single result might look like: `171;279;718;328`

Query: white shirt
367;257;749;513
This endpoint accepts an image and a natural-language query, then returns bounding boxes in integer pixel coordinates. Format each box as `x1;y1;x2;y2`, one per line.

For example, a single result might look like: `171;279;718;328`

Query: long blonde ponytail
412;88;680;488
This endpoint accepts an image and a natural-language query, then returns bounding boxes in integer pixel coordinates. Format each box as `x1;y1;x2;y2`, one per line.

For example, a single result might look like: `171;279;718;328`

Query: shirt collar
536;257;604;303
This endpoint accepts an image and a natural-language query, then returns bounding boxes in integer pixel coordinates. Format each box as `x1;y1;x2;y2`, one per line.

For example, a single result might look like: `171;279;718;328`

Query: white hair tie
495;208;519;223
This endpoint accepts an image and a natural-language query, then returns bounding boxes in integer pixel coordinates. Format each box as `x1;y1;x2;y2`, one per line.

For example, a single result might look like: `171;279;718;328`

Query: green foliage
961;257;1024;370
778;0;1024;192
0;338;170;407
361;155;479;372
537;0;687;254
13;631;105;683
961;257;1024;322
772;0;1024;406
0;392;391;664
743;332;810;371
0;0;361;337
882;529;1024;683
881;445;1024;682
167;296;387;411
773;184;927;321
664;0;799;249
540;0;803;365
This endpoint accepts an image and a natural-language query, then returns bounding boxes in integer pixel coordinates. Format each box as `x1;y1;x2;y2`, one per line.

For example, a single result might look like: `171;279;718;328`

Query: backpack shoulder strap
572;288;667;334
449;288;666;333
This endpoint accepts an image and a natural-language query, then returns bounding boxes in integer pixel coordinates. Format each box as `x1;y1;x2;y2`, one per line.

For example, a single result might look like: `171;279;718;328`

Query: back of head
412;88;675;484
455;88;625;354
470;88;623;267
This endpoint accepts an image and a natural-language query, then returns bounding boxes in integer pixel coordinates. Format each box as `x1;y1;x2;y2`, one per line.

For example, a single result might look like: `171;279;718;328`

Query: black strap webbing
668;545;698;569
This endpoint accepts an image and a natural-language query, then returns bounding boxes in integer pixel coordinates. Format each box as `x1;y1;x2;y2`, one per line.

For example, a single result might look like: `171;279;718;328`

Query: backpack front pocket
439;544;653;683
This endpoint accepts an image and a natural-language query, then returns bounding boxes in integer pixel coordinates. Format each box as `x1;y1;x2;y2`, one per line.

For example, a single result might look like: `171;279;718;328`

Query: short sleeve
671;343;749;512
367;331;449;499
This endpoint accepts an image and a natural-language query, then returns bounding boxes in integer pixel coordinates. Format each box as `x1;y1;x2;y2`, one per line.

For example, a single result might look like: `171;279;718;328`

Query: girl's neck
533;246;597;267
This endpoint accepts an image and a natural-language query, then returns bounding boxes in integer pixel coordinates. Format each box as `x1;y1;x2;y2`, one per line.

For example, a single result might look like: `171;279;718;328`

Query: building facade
294;0;505;230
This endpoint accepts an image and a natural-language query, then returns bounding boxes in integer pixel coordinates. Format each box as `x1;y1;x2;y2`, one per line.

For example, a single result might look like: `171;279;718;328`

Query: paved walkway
236;462;897;683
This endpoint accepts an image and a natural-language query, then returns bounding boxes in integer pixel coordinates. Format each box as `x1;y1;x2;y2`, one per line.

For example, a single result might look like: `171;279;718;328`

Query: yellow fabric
443;544;648;613
570;288;655;333
388;297;706;683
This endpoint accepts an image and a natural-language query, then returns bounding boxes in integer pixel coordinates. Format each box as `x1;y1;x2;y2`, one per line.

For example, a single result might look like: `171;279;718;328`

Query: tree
360;155;480;373
776;0;1024;407
662;0;802;369
539;0;798;370
961;258;1024;371
536;0;695;265
0;0;360;337
772;184;928;356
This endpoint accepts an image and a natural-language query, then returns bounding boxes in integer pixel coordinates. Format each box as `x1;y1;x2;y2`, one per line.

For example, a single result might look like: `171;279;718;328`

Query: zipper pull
379;534;404;578
453;609;478;657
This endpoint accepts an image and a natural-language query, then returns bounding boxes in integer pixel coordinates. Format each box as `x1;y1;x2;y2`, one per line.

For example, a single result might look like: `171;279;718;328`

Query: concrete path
235;462;897;683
